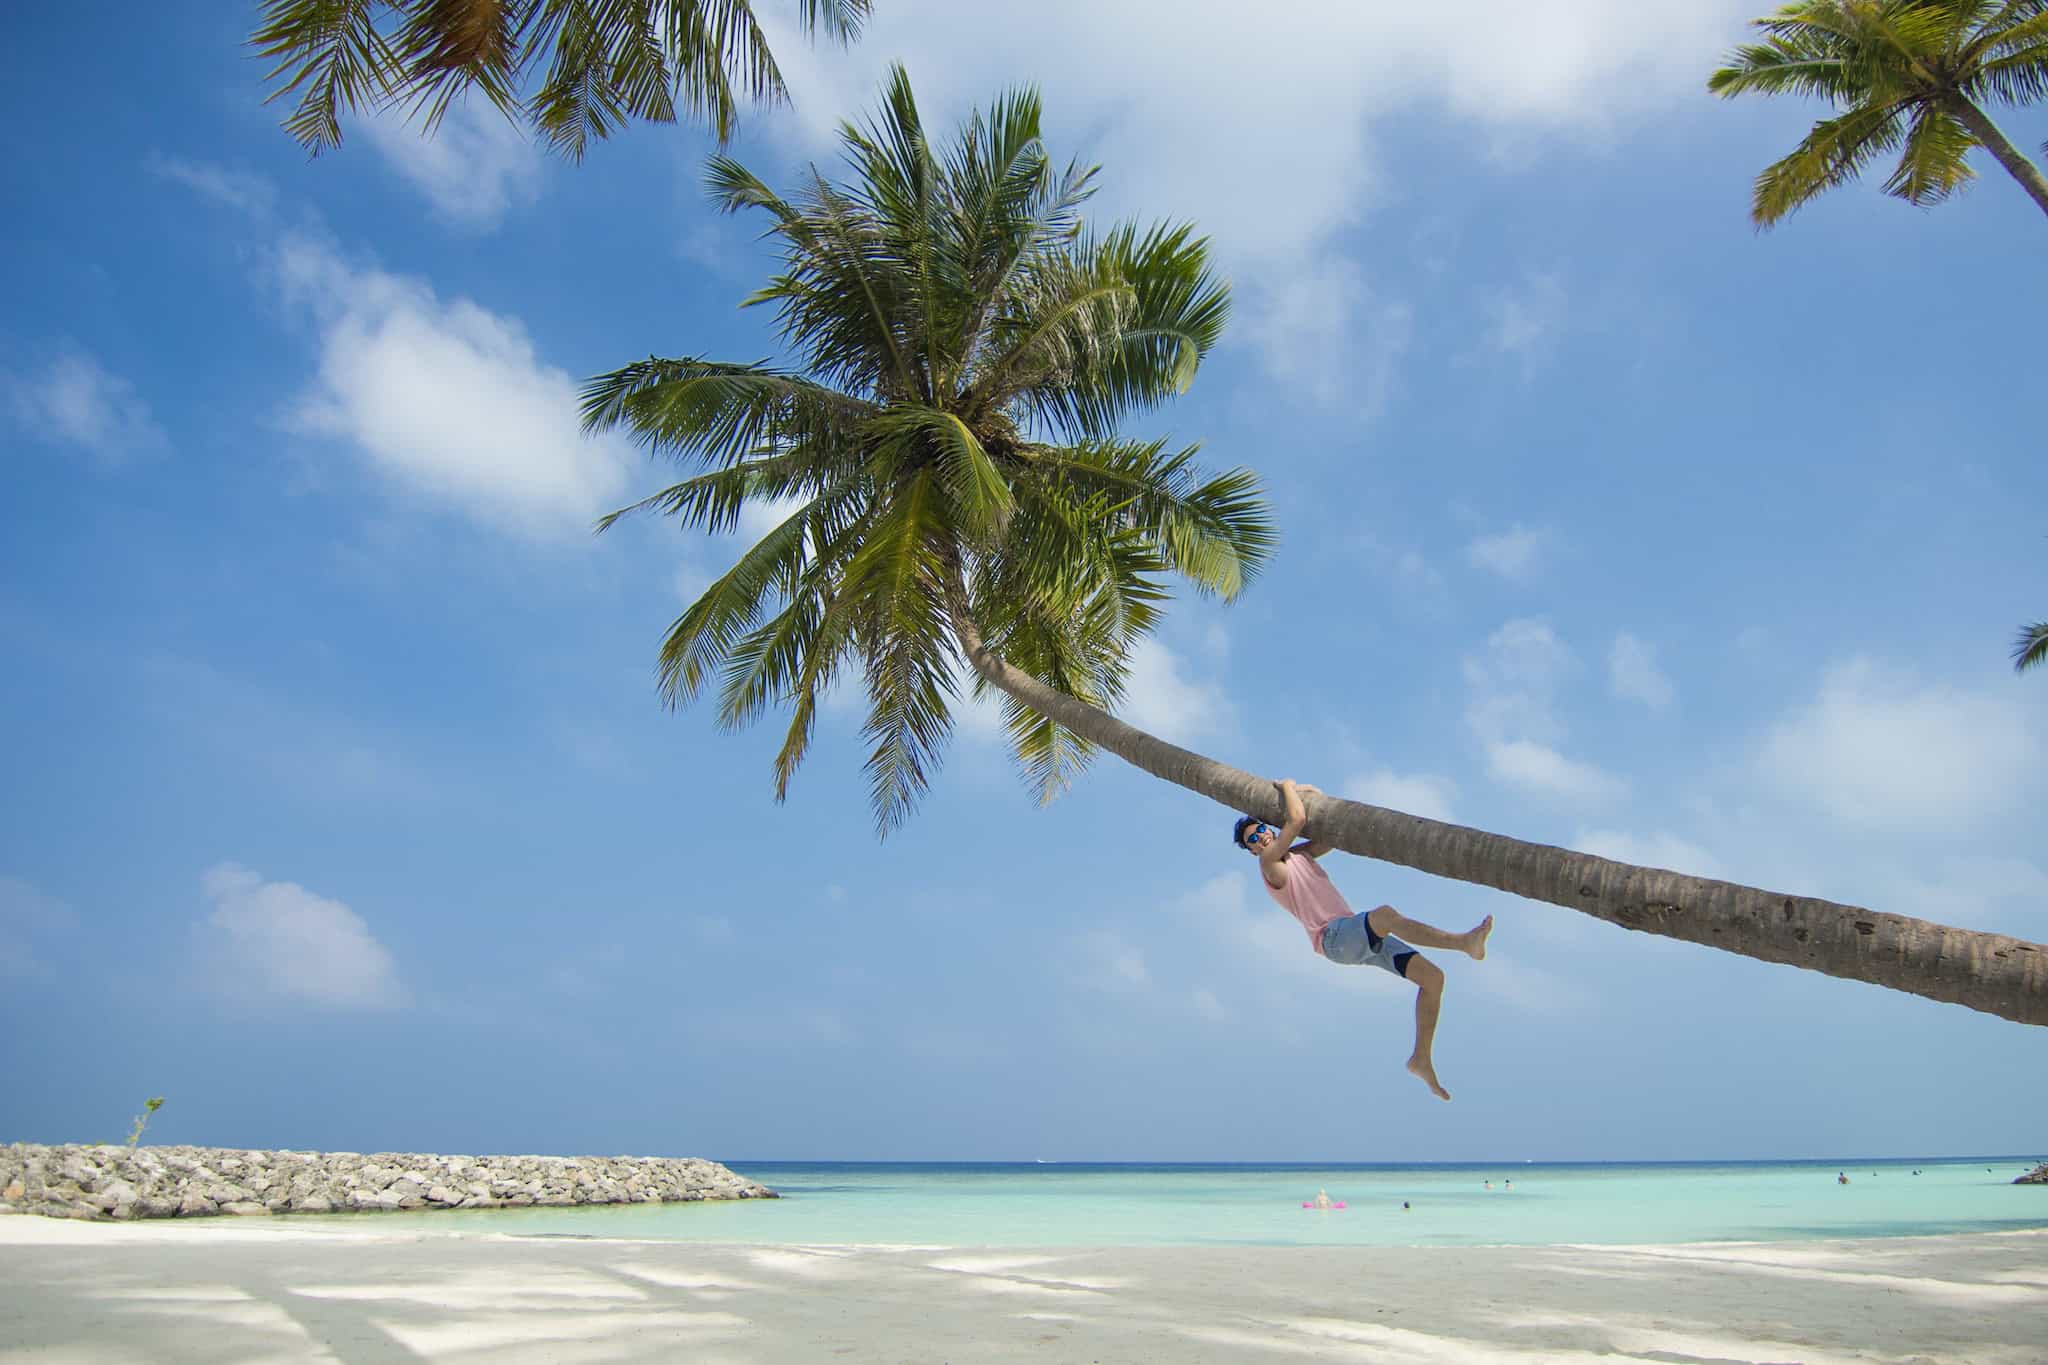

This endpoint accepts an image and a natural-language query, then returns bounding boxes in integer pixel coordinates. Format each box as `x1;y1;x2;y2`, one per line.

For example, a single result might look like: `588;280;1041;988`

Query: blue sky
3;2;2044;1164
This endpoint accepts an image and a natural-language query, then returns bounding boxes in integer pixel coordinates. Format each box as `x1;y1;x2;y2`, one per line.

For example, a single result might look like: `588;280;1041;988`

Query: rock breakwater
0;1144;775;1221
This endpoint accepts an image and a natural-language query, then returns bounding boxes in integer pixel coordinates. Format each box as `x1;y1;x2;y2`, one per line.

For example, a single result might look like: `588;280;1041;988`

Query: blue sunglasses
1242;822;1274;847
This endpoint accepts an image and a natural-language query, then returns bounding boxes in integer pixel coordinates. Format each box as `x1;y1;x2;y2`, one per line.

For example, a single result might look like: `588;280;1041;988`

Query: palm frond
251;0;404;155
1025;440;1276;601
1026;222;1229;437
2015;619;2048;672
388;0;526;139
838;470;959;834
1751;100;1911;225
1709;37;1852;99
1886;102;1981;201
654;496;813;708
254;0;869;156
1973;32;2048;102
579;357;870;467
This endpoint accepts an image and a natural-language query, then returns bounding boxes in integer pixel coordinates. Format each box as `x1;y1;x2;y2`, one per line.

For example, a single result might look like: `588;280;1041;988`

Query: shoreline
4;1219;2043;1362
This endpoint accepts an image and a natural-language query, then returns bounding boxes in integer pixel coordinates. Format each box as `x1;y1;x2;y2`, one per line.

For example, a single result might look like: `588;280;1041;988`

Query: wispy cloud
1756;657;2041;834
1466;524;1551;581
199;862;405;1008
4;346;169;468
1572;828;1722;878
0;876;78;981
1465;619;1626;803
1486;739;1628;802
1463;617;1576;747
1482;271;1569;376
1344;767;1457;823
1609;631;1675;709
360;99;545;231
147;156;277;217
1116;638;1234;745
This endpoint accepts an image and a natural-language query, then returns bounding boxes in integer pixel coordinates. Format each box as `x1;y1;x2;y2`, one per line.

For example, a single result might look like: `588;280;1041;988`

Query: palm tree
1708;0;2048;226
2017;620;2048;671
252;0;870;158
589;66;2047;1027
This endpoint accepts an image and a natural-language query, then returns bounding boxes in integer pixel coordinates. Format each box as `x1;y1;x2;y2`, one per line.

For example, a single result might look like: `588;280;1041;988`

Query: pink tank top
1264;852;1352;954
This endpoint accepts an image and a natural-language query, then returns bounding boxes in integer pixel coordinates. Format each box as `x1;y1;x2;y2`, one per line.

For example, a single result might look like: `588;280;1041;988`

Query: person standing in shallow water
1235;778;1493;1101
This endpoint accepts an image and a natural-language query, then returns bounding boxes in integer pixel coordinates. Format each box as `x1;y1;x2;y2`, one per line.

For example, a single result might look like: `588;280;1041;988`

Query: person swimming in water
1235;779;1493;1101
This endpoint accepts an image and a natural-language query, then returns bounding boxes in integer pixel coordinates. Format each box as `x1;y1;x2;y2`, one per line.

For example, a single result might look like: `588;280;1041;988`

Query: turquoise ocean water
321;1158;2048;1248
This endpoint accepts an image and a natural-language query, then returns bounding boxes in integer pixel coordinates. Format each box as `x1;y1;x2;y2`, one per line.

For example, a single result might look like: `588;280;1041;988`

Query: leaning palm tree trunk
946;576;2047;1027
1944;98;2048;220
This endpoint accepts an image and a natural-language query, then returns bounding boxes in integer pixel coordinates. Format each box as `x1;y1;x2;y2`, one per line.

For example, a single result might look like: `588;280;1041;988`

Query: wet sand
1;1217;2043;1362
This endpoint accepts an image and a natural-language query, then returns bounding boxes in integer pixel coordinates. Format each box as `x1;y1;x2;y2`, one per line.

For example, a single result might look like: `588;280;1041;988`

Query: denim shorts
1320;913;1416;979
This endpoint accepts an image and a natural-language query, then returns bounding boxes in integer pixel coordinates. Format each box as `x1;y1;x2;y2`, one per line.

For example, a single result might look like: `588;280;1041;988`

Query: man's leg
1366;906;1492;960
1402;955;1451;1102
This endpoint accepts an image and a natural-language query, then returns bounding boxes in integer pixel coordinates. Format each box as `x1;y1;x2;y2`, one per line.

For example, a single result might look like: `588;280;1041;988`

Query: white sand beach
1;1218;2043;1363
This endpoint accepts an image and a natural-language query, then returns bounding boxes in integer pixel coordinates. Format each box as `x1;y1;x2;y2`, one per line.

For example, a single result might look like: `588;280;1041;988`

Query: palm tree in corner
589;65;2046;1026
252;0;871;158
1708;0;2048;226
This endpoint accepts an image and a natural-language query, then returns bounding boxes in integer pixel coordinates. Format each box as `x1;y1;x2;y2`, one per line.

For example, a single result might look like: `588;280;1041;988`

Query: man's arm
1259;779;1314;884
1284;784;1331;858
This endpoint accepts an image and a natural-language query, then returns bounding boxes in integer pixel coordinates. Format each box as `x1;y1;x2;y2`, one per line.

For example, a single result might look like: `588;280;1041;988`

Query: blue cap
1231;815;1258;848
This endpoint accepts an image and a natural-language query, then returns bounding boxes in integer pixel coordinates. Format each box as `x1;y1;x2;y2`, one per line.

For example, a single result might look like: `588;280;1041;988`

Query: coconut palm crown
584;64;1273;833
252;0;872;158
1708;0;2048;225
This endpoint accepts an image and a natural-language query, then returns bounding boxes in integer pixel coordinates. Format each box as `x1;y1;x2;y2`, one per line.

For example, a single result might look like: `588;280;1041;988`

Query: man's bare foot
1407;1055;1451;1101
1464;914;1494;962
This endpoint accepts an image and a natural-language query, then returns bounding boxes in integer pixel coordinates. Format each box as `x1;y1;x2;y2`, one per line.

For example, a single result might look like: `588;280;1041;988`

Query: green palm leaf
2015;620;2048;672
250;0;871;157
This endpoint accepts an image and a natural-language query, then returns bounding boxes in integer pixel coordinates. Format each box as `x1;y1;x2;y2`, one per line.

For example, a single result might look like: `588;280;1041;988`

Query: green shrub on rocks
124;1097;164;1149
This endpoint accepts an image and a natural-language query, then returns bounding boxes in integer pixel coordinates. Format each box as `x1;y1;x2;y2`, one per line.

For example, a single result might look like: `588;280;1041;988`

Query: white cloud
199;862;404;1008
758;0;1746;410
360;98;544;231
1756;658;2041;834
0;877;77;981
1070;929;1152;993
1463;617;1575;746
1354;535;1448;606
1486;739;1628;802
1173;872;1335;988
1572;829;1723;878
675;559;712;605
1344;768;1456;823
148;156;276;216
1891;856;2048;935
1116;638;1232;745
1466;525;1550;581
1609;631;1674;709
1483;271;1568;374
5;346;168;468
1233;258;1412;413
274;234;637;538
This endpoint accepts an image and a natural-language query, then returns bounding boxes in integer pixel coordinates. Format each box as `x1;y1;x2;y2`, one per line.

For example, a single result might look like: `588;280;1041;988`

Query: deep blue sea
329;1157;2048;1248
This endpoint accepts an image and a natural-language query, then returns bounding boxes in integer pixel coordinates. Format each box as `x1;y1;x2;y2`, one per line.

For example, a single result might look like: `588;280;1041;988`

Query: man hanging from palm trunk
1235;779;1493;1101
